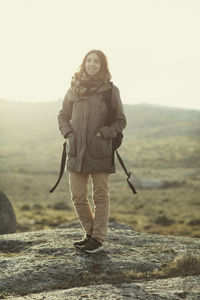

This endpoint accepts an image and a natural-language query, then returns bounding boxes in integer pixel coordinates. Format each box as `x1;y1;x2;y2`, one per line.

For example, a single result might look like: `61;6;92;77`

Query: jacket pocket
90;136;113;159
68;134;77;157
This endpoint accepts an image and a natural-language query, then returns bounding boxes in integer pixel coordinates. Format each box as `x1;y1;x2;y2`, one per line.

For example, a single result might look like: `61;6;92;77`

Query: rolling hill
1;99;200;139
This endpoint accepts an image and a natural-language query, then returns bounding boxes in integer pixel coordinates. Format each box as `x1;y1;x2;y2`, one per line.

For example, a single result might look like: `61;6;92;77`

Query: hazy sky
0;0;200;109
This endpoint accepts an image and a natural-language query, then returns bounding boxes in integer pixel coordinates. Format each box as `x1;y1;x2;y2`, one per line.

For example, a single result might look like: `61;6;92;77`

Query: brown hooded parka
58;82;126;173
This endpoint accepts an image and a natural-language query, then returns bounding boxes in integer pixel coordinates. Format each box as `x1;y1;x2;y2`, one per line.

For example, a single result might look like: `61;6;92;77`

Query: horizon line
0;98;199;111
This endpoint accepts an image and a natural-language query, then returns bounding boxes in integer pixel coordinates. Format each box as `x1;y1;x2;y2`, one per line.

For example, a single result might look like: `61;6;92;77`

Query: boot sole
73;243;87;248
82;245;104;253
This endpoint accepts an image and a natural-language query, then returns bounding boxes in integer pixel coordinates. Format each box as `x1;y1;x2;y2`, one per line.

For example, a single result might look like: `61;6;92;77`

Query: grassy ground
1;165;200;238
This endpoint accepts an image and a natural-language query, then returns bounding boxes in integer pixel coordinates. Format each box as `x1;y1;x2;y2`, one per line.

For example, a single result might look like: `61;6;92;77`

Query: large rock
4;278;200;300
0;222;200;299
0;191;17;234
134;178;185;189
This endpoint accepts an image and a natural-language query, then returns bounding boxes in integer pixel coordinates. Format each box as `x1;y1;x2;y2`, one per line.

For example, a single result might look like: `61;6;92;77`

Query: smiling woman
85;53;101;76
57;49;126;253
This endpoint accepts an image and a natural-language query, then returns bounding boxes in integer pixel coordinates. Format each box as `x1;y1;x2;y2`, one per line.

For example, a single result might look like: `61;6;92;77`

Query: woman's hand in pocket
66;132;73;139
95;132;101;137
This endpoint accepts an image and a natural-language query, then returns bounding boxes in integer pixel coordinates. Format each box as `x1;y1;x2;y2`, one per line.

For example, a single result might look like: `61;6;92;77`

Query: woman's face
85;53;101;76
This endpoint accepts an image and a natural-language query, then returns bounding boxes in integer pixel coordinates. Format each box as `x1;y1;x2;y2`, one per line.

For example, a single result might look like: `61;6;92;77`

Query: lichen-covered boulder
0;222;200;299
0;190;17;234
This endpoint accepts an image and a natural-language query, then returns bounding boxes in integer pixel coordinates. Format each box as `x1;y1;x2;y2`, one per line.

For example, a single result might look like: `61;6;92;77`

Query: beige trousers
69;172;110;243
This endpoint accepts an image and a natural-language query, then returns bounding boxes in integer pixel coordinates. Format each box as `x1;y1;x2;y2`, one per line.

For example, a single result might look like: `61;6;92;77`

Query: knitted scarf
70;71;110;97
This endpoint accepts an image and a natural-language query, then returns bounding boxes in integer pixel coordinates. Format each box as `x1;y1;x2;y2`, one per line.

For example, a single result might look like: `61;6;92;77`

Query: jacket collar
71;82;113;102
96;82;113;93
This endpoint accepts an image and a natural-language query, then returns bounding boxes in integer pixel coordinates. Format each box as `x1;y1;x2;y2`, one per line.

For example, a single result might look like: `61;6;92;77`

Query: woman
58;50;126;253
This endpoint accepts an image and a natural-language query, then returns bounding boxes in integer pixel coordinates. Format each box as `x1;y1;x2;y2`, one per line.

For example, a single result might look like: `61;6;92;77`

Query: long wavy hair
76;50;111;82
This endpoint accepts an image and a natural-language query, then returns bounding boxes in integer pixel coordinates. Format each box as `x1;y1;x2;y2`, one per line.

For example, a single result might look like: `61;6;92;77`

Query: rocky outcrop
3;278;200;300
133;178;185;189
0;191;17;234
0;222;200;299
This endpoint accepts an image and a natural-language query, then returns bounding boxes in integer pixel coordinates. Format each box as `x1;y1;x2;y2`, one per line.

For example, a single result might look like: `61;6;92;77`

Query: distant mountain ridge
0;99;200;138
0;98;199;170
123;103;200;137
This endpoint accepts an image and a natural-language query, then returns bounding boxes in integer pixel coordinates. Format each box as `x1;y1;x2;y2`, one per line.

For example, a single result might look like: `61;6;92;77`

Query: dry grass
159;253;200;277
3;171;198;238
121;254;200;282
153;253;200;278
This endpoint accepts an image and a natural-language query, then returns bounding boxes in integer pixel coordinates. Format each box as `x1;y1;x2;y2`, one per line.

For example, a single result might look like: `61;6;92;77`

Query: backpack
103;85;123;151
50;87;137;194
102;86;137;194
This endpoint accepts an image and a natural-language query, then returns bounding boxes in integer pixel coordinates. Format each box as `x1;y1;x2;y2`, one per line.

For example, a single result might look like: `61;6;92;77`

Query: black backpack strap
103;86;137;194
103;83;117;127
116;150;137;194
49;141;67;193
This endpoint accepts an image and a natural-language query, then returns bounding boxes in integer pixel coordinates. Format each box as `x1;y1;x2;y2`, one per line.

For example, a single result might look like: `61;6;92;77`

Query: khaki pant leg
69;172;93;236
91;173;110;243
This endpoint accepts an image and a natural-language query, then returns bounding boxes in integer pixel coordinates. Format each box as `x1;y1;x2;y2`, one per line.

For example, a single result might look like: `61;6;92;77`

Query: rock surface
0;221;200;299
4;277;200;300
0;191;17;234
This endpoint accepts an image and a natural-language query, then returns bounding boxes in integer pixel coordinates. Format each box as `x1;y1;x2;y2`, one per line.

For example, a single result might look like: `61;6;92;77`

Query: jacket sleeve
57;89;73;138
99;85;126;139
